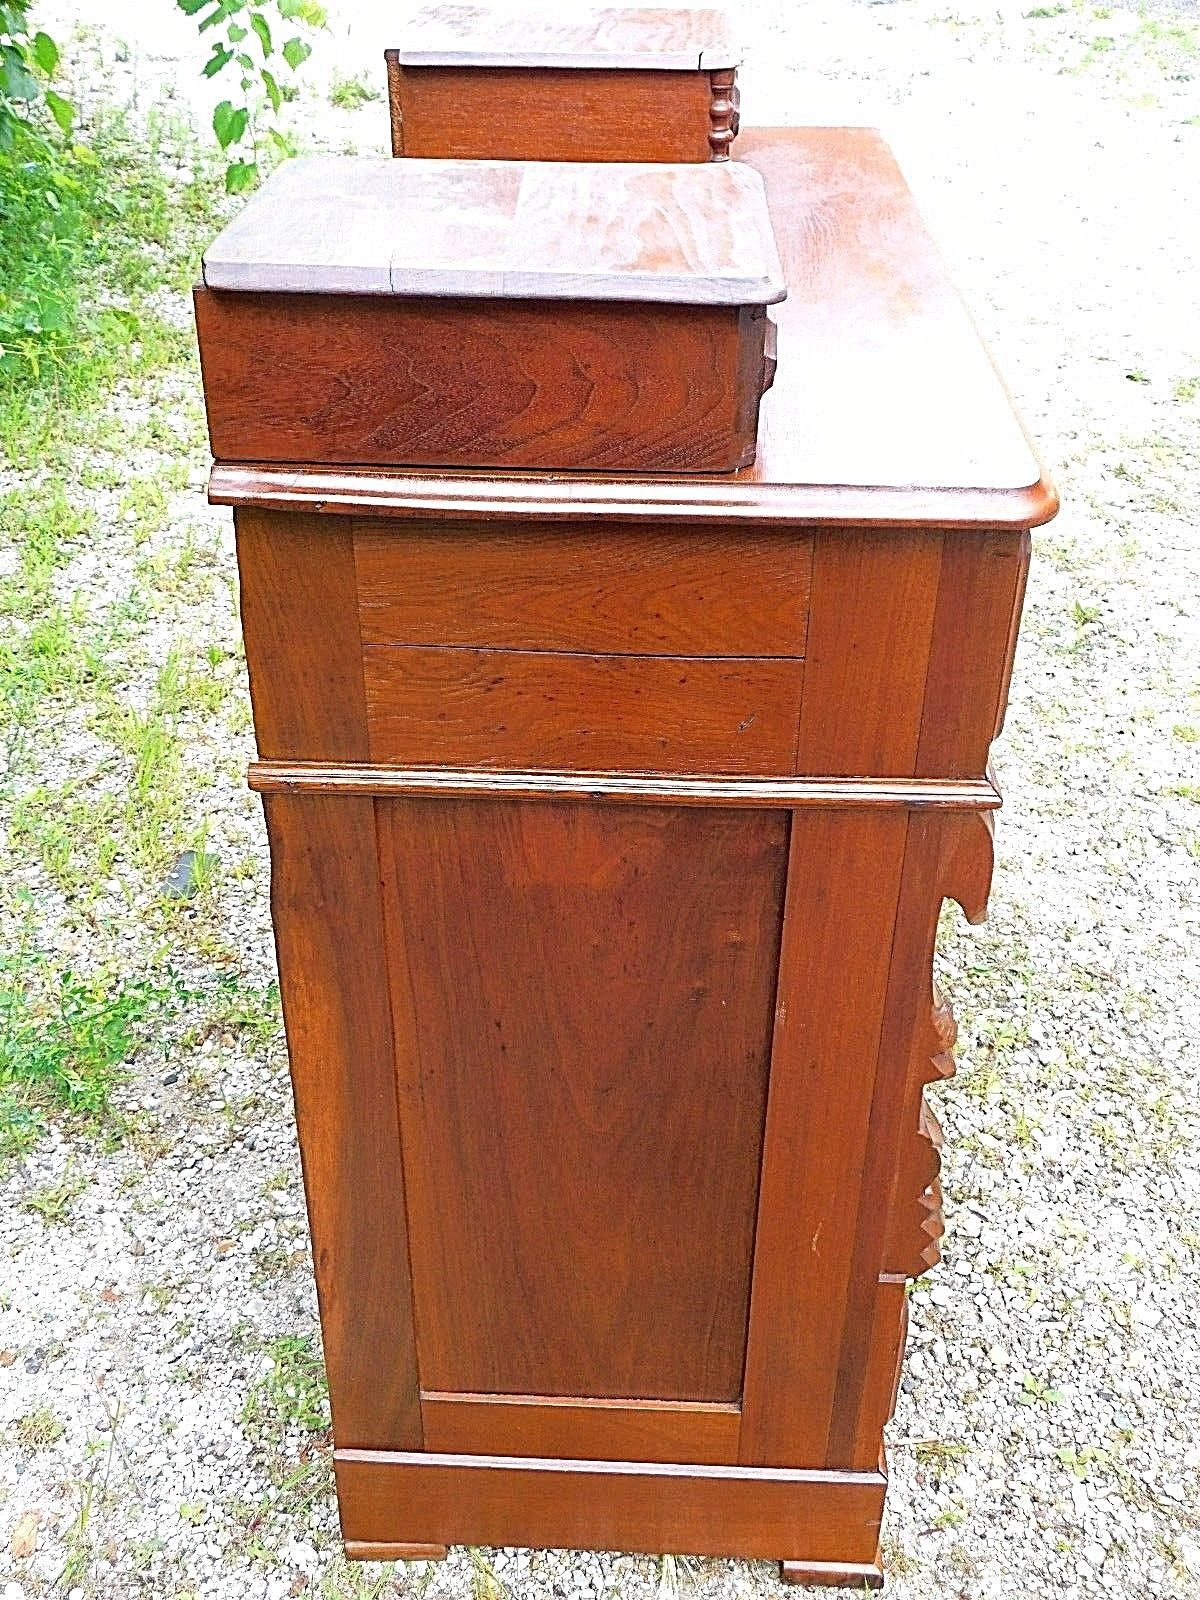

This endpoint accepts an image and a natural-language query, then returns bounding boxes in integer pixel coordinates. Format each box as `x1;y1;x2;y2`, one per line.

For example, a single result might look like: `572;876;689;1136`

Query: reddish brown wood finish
362;648;804;774
205;123;1056;1580
264;793;421;1450
235;509;368;761
419;1393;740;1464
739;811;909;1466
386;62;732;162
209;130;1058;531
378;797;786;1403
355;522;812;657
196;291;772;474
334;1451;886;1564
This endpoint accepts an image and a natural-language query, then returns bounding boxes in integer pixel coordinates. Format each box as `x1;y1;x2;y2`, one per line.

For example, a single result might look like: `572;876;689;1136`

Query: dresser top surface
389;5;739;70
209;127;1057;531
201;155;784;305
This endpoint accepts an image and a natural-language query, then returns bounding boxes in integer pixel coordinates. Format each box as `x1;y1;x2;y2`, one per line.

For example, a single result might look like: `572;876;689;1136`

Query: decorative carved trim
883;811;994;1282
249;761;1003;811
708;68;739;161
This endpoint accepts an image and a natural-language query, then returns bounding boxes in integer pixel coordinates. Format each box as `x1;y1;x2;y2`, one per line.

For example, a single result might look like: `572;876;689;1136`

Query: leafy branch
1;1;74;155
176;0;328;193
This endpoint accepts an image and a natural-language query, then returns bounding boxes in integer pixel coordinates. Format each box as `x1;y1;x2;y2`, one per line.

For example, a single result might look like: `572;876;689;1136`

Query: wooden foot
780;1556;884;1588
344;1541;448;1563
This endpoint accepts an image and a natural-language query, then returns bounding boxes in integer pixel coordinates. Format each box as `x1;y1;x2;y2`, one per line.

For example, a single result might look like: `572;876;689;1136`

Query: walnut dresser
199;127;1057;1587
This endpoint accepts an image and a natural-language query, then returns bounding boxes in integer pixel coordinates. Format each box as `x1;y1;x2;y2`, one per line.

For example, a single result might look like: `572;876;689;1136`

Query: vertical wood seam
733;806;793;1457
993;531;1032;743
348;520;374;760
371;796;427;1446
737;810;909;1464
823;810;925;1463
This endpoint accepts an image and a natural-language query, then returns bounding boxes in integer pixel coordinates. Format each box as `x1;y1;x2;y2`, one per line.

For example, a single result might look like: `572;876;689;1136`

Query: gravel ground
1;3;1199;1598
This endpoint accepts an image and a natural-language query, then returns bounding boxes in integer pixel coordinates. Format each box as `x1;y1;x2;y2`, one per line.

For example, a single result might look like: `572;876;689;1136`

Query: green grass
0;947;175;1162
242;1334;330;1436
328;71;380;110
0;102;228;467
14;1406;66;1448
0;483;94;616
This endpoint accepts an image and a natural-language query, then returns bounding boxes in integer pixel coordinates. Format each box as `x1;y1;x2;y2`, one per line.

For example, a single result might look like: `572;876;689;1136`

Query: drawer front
196;291;767;475
387;63;724;164
363;648;804;775
355;522;812;658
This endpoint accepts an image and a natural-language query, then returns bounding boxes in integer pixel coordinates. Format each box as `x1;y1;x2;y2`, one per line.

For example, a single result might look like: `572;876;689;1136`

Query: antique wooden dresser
200;127;1056;1586
385;4;740;162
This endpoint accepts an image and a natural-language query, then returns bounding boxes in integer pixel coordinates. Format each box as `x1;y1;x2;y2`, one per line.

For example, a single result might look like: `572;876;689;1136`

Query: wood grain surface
334;1450;886;1564
354;522;811;656
208;128;1057;523
419;1393;740;1464
378;798;787;1401
362;647;804;774
825;810;993;1468
201;156;783;304
739;810;909;1465
263;793;422;1450
916;530;1031;777
390;7;740;69
235;510;368;761
195;292;771;473
795;529;943;777
389;66;725;163
213;118;1053;1579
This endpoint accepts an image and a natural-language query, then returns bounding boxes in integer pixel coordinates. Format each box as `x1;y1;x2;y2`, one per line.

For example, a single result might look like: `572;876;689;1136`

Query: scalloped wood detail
883;811;993;1282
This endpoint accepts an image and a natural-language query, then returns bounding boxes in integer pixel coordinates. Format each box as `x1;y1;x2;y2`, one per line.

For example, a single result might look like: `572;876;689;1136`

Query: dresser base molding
249;760;1001;812
335;1451;886;1569
343;1542;448;1562
781;1557;884;1589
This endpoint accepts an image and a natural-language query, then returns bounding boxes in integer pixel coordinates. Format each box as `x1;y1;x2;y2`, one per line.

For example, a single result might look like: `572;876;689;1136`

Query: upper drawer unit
386;5;741;163
195;155;785;475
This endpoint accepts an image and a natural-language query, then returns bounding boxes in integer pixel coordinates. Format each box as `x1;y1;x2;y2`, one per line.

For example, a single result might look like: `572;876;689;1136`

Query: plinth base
344;1542;448;1562
336;1449;885;1576
781;1555;885;1588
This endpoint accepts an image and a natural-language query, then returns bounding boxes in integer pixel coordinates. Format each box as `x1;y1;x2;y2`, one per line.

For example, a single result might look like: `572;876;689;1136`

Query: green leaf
44;89;73;136
279;0;327;23
31;31;59;74
281;36;311;70
228;21;247;42
235;52;254;70
2;61;39;102
249;11;272;55
260;66;281;113
202;43;234;77
212;98;249;149
225;159;258;195
177;0;208;15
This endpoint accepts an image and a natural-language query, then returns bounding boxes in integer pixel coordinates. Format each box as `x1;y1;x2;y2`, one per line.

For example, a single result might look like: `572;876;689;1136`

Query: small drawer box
386;5;740;162
195;155;785;474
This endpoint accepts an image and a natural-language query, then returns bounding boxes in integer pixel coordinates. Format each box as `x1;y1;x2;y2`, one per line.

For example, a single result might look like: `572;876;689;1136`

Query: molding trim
209;463;1059;533
248;762;1003;811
